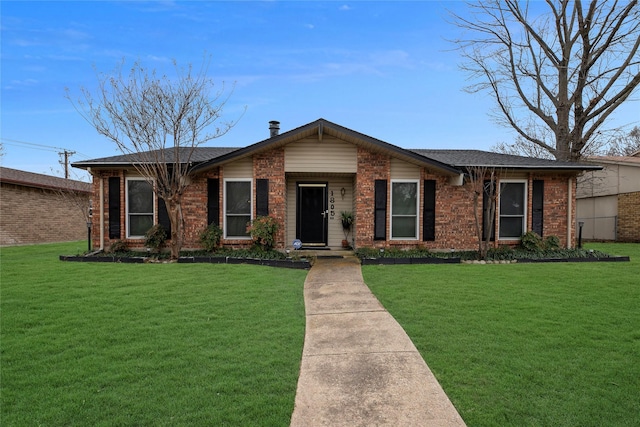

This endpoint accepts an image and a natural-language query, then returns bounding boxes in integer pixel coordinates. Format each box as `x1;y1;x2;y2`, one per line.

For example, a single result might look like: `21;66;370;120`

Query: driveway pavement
290;256;466;426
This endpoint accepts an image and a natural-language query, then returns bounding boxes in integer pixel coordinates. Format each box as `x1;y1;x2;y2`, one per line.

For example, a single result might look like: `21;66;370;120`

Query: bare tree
465;166;502;259
69;58;237;259
606;126;640;156
451;0;640;162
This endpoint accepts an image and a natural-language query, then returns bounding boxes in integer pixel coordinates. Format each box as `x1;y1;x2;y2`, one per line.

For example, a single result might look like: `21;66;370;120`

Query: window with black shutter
374;180;387;241
158;198;172;237
108;177;121;239
532;180;544;236
207;178;220;226
423;180;436;241
256;179;269;217
482;180;496;241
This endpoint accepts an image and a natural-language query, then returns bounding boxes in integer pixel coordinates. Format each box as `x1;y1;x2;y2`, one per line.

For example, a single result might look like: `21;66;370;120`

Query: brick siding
1;182;89;246
618;191;640;242
354;147;390;248
254;148;286;247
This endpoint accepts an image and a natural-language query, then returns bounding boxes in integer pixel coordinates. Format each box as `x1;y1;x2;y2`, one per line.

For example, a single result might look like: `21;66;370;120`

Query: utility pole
58;150;76;179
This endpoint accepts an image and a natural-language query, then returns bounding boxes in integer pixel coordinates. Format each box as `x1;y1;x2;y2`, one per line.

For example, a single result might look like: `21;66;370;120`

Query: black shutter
207;178;220;226
158;198;172;236
374;179;387;241
482;180;496;241
532;180;544;236
108;177;121;239
423;180;436;241
256;179;269;217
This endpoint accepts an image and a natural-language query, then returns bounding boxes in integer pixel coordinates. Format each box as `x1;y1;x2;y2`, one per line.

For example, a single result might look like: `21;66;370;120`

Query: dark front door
297;183;328;246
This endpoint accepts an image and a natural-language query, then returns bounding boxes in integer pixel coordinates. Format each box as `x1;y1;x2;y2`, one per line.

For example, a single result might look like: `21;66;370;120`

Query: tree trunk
473;191;483;259
167;199;183;260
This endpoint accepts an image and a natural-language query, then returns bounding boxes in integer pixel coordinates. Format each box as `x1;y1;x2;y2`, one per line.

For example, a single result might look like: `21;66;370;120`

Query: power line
0;137;92;160
0;137;65;152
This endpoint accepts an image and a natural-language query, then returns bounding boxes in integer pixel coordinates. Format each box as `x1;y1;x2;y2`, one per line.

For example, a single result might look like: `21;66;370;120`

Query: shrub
544;235;560;250
520;231;543;252
108;240;128;254
247;216;279;250
145;224;167;253
200;223;223;252
488;245;516;260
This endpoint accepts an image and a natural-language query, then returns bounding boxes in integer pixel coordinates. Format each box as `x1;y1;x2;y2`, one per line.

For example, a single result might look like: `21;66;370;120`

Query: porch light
341;187;346;199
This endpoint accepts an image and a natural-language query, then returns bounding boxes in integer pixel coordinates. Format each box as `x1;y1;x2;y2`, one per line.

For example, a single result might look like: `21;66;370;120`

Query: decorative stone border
515;256;630;263
360;256;630;265
60;255;311;269
360;257;461;265
178;256;310;269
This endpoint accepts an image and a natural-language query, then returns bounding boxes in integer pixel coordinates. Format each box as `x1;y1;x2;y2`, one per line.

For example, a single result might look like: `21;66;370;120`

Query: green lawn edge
362;242;640;427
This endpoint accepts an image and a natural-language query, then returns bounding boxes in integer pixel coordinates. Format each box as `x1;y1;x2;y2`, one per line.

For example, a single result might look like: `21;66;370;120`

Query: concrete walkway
290;256;466;427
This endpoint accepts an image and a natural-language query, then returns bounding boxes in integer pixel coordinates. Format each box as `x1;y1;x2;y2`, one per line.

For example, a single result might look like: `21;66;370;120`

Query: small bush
544;235;560;250
488;245;516;260
108;240;128;253
520;231;543;252
247;216;280;250
200;223;223;252
145;224;167;253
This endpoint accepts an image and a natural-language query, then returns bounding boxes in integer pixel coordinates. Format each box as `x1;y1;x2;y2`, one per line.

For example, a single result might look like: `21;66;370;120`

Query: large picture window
225;180;252;239
126;178;154;238
499;180;527;239
391;180;419;239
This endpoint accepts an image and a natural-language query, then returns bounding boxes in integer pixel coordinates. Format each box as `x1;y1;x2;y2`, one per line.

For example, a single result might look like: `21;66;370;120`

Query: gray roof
72;147;239;168
0;167;91;193
72;120;601;173
410;149;600;171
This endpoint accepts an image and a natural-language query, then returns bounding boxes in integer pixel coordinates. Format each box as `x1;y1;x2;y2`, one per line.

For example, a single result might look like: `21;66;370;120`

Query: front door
297;183;328;246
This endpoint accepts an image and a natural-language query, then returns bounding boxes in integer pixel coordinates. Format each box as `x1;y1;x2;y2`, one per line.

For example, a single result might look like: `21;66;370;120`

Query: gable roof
0;167;91;193
191;118;463;175
72;118;601;174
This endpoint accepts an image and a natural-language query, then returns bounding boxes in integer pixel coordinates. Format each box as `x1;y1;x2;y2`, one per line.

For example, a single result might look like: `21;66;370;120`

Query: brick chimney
269;121;280;137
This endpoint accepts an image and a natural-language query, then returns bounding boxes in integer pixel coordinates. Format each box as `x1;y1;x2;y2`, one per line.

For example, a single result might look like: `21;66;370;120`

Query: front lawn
363;243;639;427
1;242;307;426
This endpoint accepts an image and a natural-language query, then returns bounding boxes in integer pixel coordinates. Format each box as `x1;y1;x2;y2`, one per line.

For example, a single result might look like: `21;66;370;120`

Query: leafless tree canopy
69;58;238;258
606;126;640;156
451;0;640;161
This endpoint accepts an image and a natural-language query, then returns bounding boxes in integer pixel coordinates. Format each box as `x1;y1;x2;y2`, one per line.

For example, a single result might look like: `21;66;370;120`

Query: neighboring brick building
577;153;640;242
72;119;599;251
0;167;91;246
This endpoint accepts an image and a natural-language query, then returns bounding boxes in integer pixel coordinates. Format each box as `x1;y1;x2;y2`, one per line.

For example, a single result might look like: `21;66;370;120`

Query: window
391;180;419;239
224;180;252;239
126;178;154;238
499;180;527;239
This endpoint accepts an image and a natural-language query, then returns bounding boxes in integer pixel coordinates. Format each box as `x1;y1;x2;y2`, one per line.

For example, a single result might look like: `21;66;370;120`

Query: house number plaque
329;191;336;219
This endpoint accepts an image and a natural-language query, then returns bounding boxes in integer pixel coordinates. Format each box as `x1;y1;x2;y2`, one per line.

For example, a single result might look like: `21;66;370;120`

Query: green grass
1;242;307;426
363;243;640;427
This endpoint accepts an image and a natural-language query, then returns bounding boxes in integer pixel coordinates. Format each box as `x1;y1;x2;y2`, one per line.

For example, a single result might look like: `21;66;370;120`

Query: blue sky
2;1;638;178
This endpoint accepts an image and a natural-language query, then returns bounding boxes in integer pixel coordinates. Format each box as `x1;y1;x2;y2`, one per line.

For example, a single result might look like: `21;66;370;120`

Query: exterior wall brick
531;173;575;247
354;147;390;248
1;182;89;246
618;191;640;242
422;172;478;250
254;148;286;247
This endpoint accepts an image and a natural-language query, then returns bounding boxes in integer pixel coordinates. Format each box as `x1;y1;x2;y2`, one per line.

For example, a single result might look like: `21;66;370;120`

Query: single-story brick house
73;119;600;252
